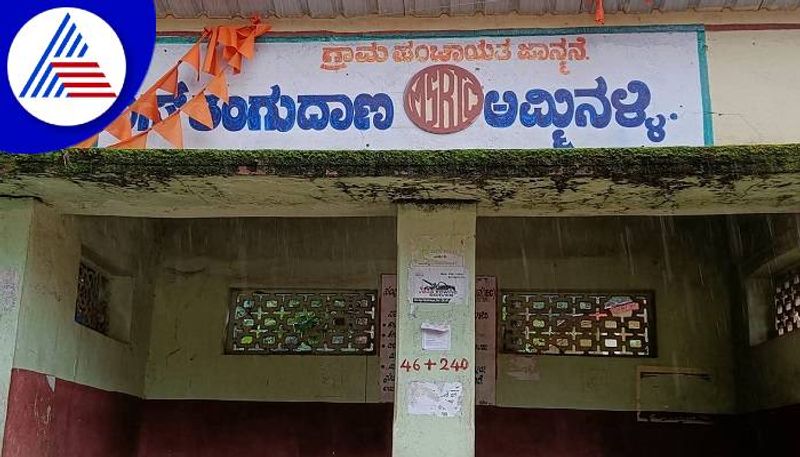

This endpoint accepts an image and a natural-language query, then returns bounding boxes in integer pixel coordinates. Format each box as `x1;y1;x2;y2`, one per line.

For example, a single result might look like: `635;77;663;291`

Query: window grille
774;269;800;337
500;291;655;356
74;261;110;335
226;289;377;355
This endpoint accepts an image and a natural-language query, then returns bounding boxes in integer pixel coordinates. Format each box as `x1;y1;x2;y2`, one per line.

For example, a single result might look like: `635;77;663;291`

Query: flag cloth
153;113;184;149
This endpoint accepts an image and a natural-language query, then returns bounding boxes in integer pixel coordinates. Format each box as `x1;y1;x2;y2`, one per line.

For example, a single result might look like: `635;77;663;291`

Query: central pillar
393;202;476;457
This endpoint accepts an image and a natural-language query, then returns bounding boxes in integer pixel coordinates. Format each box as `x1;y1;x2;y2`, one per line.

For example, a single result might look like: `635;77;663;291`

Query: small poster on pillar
380;274;497;405
409;266;469;305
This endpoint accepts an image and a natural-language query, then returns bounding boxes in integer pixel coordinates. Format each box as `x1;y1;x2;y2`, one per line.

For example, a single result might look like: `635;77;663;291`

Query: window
225;289;378;355
75;260;110;335
774;269;800;337
74;253;134;342
500;291;655;356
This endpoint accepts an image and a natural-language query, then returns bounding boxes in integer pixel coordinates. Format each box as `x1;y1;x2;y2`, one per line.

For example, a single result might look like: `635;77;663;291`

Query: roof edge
2;144;800;185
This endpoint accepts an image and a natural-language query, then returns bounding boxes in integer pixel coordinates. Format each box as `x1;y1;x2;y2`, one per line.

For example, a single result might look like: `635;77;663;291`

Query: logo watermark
8;7;126;126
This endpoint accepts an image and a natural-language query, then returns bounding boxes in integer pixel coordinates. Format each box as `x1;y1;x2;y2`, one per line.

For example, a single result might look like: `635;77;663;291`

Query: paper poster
475;276;497;405
415;251;464;267
409;266;468;305
379;274;397;402
407;381;463;417
421;323;451;351
379;275;497;404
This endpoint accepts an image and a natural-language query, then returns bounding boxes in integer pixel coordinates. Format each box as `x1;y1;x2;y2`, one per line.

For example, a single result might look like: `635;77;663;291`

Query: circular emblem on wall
403;64;484;134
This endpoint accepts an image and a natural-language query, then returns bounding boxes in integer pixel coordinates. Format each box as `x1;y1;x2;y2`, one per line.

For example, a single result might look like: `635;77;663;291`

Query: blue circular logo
1;0;155;153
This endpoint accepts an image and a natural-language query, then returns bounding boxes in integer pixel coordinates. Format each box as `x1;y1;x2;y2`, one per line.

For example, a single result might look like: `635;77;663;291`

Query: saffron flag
207;72;229;103
130;89;161;123
182;91;213;129
105;110;132;141
153;113;183;149
109;131;148;149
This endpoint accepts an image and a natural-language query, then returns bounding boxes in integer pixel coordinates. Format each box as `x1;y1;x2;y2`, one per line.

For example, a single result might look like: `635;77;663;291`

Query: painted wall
706;29;800;145
12;206;157;397
134;401;744;457
479;217;737;412
0;203;159;456
0;199;34;452
144;217;396;401
145;215;737;413
2;368;140;457
729;214;800;412
155;12;800;147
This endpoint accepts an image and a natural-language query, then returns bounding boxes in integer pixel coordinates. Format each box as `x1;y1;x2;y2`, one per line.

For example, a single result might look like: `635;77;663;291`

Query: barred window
226;289;377;355
774;269;800;337
75;261;110;335
501;291;655;356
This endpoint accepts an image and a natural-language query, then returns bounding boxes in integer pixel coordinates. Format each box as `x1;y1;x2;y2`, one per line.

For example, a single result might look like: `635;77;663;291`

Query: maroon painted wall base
2;369;140;457
137;401;392;457
3;368;798;457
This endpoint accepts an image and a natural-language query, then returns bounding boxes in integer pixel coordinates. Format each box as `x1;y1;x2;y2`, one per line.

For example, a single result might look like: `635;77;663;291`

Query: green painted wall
12;204;157;397
479;217;737;413
144;217;396;401
144;215;738;413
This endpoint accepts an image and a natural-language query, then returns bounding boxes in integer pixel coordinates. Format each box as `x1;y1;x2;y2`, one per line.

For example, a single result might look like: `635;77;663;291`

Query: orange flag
595;0;605;24
204;46;224;76
73;134;98;148
182;91;213;129
105;110;132;141
180;42;201;80
203;28;220;75
207;72;229;103
109;131;148;149
222;44;237;64
238;30;256;60
228;52;243;74
217;26;238;48
157;66;179;95
130;89;161;123
153;113;184;149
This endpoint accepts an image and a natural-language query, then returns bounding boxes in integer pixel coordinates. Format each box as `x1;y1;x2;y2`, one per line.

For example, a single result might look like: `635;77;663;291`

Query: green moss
1;145;799;187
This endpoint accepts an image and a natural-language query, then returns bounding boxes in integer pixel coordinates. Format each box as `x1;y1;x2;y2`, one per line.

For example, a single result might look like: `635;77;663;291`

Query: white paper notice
380;275;497;403
409;266;468;305
421;323;451;351
407;381;463;417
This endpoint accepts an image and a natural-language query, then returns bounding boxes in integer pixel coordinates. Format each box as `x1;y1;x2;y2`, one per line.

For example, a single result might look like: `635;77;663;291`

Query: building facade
0;2;800;456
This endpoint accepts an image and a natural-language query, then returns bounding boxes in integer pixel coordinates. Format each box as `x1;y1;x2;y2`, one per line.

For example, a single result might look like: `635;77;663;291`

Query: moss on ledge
1;145;800;187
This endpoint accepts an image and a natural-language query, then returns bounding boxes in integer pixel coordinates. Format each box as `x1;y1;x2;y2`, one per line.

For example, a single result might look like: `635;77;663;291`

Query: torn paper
407;381;463;417
421;323;451;351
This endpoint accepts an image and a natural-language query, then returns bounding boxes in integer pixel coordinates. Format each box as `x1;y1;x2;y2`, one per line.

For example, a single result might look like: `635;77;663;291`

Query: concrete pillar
393;202;476;457
0;198;34;453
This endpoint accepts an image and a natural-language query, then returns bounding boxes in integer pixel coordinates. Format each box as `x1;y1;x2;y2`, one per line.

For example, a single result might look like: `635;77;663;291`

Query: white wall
707;29;800;145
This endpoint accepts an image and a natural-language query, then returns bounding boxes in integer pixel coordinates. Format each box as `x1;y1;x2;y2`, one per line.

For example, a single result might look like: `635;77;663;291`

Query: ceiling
155;0;799;19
